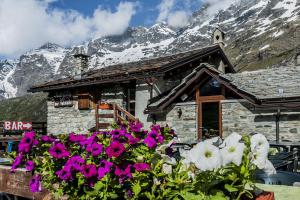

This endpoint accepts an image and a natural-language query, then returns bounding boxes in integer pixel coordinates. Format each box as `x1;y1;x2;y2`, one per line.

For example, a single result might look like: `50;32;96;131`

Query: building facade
30;30;300;143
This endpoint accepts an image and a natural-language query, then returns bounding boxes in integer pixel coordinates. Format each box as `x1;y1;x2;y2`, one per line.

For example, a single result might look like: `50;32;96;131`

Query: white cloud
167;11;190;28
156;0;190;28
202;0;238;16
156;0;175;22
0;0;136;57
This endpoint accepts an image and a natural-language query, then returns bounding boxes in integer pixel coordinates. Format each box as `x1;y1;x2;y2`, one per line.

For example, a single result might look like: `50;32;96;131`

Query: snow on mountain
0;0;299;99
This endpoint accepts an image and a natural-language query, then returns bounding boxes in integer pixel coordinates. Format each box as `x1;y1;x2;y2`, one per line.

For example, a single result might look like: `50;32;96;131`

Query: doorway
201;102;221;140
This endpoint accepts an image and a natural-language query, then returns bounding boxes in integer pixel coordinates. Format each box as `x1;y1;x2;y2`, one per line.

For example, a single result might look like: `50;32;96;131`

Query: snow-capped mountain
0;0;299;99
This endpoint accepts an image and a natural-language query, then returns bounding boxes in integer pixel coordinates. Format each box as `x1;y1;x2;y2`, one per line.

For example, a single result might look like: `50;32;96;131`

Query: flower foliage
11;123;275;199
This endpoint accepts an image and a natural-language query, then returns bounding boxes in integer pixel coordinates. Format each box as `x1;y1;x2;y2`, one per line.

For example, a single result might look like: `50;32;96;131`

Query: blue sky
49;0;164;27
0;0;211;58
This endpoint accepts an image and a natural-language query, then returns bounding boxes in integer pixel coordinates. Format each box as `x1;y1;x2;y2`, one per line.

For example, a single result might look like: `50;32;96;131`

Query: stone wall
47;88;125;135
156;102;198;143
222;100;300;141
47;100;95;135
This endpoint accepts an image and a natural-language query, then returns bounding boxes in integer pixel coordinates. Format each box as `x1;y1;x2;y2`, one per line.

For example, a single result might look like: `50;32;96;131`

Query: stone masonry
222;100;300;141
165;102;198;143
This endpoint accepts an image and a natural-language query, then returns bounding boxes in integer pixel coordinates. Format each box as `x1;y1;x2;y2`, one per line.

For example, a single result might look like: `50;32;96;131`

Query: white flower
263;160;276;176
251;148;268;169
220;132;242;147
188;142;222;171
204;137;222;146
221;142;245;166
162;164;173;174
250;133;269;152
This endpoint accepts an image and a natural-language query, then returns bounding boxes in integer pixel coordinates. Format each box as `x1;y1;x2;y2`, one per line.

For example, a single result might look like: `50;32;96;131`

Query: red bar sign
4;121;33;131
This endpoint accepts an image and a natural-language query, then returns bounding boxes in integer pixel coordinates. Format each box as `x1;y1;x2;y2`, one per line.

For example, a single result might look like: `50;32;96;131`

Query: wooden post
95;103;99;131
196;88;202;141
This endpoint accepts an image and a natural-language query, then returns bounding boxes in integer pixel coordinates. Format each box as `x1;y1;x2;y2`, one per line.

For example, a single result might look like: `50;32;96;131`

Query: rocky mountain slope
0;0;299;99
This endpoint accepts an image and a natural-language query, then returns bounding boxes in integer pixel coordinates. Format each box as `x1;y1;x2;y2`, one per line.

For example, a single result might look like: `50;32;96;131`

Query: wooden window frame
78;94;91;110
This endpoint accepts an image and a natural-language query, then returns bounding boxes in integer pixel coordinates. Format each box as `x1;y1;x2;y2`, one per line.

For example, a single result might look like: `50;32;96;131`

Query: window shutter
78;94;90;110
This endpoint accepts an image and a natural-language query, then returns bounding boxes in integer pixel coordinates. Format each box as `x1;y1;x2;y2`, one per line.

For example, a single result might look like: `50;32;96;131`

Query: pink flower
56;165;73;181
25;160;35;171
106;141;125;158
130;121;143;132
98;160;113;180
41;135;55;143
29;174;42;193
49;143;70;159
11;154;22;172
18;131;38;153
66;155;85;171
86;142;103;157
134;163;150;172
143;130;164;149
115;164;133;183
81;164;98;179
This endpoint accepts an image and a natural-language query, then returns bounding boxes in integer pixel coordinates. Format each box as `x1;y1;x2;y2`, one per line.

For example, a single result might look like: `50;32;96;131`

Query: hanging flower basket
99;103;111;110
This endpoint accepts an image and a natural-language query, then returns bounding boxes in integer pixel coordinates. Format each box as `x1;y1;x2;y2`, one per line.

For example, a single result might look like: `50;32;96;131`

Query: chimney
212;27;225;49
73;53;89;80
212;27;226;73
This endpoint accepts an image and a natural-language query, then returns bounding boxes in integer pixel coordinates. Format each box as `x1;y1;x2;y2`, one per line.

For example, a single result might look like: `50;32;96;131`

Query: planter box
256;191;274;200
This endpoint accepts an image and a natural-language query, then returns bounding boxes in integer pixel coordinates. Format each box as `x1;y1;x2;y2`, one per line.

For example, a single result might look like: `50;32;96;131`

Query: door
201;102;221;140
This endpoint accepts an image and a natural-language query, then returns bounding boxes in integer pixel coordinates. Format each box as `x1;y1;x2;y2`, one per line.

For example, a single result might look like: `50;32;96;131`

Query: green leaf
132;182;141;195
224;184;239;193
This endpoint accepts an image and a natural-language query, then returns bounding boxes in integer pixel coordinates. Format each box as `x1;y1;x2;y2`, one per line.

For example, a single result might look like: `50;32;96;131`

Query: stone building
30;29;300;143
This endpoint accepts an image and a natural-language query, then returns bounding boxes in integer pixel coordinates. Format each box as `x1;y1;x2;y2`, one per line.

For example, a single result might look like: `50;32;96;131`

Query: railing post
95;103;99;131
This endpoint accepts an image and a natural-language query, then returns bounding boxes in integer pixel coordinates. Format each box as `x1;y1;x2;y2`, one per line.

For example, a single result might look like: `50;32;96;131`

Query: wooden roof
29;44;234;92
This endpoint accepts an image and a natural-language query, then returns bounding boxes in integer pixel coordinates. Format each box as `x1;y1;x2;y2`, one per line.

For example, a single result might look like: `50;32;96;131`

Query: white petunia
220;132;242;147
188;142;222;171
251;148;269;169
221;142;245;166
263;160;276;176
250;133;269;152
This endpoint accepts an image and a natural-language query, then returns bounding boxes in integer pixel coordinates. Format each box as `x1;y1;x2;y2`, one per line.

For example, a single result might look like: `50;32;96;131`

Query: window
78;94;91;110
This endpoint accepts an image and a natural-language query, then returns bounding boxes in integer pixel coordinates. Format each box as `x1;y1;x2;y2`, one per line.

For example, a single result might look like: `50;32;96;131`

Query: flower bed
10;122;275;200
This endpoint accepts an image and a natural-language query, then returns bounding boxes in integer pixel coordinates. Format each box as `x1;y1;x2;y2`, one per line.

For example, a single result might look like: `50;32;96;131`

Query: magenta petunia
49;143;70;159
18;131;38;153
98;160;113;180
41;135;55;143
69;133;87;144
130;121;143;132
29;174;42;193
56;165;73;181
143;130;164;149
81;164;98;179
125;134;140;145
66;155;85;171
106;141;125;158
10;154;22;172
110;129;126;139
86;142;103;157
115;164;133;183
133;162;150;172
25;160;35;171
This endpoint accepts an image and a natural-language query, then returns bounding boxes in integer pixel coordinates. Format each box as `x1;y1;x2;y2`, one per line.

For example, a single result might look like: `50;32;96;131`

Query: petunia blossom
250;133;269;152
130;121;143;132
56;165;73;181
98;160;113;180
221;143;245;166
115;164;133;183
86;142;103;156
66;155;85;171
49;143;70;159
106;141;125;158
11;154;22;172
25;160;35;171
133;162;150;172
81;164;98;179
187;142;222;171
18;131;38;153
29;174;42;193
